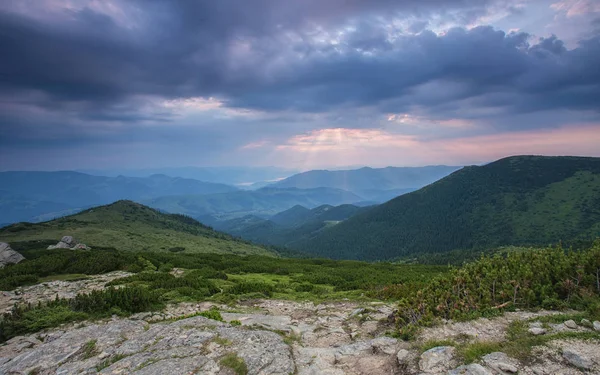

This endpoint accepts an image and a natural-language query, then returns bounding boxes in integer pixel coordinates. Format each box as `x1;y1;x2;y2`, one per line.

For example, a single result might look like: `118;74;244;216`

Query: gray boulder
563;348;593;370
448;363;493;375
0;242;25;268
564;319;578;329
593;321;600;332
482;352;519;374
528;327;546;335
419;346;456;373
48;235;90;250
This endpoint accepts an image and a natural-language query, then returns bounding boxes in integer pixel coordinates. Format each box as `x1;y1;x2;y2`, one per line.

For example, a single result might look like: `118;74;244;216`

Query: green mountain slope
270;205;317;227
0;201;273;256
214;203;372;247
295;156;600;260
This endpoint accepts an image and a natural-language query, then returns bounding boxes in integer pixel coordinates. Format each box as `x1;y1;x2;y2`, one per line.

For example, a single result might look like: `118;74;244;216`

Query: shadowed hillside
295;156;600;260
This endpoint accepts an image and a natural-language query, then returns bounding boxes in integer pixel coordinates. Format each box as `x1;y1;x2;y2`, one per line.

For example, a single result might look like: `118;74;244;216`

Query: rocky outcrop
563;348;593;370
419;346;457;373
0;271;132;311
481;352;519;374
0;316;294;375
47;235;90;250
448;364;493;375
0;242;24;268
3;273;600;375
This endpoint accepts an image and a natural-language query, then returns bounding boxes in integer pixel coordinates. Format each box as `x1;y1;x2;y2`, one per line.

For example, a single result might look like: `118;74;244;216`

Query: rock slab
0;242;24;268
0;316;295;375
419;346;456;373
562;348;593;370
47;235;90;250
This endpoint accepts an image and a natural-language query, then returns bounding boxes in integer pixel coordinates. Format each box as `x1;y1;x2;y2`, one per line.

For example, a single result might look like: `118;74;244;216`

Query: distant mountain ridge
0;171;238;224
77;166;298;186
270;165;461;201
144;187;364;222
293;156;600;260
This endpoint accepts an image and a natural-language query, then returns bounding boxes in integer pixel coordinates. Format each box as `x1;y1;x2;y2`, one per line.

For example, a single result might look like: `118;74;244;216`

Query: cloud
269;123;600;169
3;0;598;120
0;0;599;170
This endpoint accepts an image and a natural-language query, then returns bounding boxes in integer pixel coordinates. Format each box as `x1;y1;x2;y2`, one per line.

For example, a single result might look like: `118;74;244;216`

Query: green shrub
394;242;600;336
229;281;274;297
198;307;223;322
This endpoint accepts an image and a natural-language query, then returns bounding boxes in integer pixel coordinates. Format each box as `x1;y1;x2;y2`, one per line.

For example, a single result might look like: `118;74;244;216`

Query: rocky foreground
1;274;600;374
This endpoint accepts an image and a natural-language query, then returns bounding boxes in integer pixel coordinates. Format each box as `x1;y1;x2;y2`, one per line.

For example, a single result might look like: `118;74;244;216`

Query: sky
1;0;599;171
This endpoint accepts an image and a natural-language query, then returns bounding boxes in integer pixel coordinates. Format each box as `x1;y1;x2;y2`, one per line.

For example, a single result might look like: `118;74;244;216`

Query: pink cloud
551;0;600;17
269;124;600;169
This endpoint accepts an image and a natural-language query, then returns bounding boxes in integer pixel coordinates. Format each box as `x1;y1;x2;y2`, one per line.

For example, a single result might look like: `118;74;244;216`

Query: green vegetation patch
220;353;248;375
395;241;600;340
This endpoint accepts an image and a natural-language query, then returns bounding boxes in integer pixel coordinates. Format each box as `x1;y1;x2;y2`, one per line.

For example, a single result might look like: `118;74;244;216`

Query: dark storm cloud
0;0;599;140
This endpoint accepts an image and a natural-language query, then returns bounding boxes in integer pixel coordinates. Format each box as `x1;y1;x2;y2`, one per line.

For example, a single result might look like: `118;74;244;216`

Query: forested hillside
214;204;371;247
296;156;600;260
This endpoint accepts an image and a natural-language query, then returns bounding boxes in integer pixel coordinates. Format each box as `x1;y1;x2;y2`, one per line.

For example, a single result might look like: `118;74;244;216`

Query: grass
220;353;248;375
457;341;503;363
82;339;98;359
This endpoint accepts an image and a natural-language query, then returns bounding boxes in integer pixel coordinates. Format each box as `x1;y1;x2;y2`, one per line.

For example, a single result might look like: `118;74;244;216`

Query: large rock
448;363;493;375
562;348;593;370
419;346;456;373
47;235;90;250
0;242;25;268
593;321;600;332
528;327;546;335
482;352;519;374
0;316;295;375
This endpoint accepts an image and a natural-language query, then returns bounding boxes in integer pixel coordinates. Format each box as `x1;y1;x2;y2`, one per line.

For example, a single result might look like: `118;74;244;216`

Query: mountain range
291;156;600;260
0;172;237;224
0;165;461;225
271;165;461;201
144;187;365;222
77;166;298;187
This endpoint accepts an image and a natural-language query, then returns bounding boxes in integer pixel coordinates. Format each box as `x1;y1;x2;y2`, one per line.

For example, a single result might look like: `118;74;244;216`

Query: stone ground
1;276;600;374
0;272;133;314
